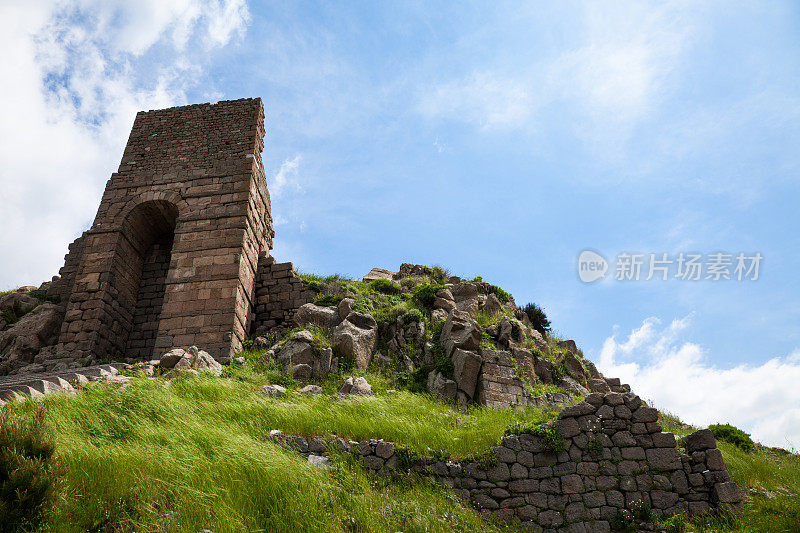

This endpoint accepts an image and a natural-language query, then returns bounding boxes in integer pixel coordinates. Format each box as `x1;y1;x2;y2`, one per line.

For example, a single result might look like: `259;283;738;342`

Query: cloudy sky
1;1;799;448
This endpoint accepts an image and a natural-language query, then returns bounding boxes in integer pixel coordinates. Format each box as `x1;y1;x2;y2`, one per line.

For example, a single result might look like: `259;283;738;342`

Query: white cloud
270;154;303;198
417;71;533;129
417;1;692;155
0;0;249;289
596;315;800;450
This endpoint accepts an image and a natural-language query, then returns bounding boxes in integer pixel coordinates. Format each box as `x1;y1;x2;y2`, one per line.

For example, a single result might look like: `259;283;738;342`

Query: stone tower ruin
51;99;273;362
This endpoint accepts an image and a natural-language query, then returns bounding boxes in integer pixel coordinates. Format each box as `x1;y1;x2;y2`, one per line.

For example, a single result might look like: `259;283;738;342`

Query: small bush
493;286;510;303
313;293;343;307
306;279;325;293
412;284;445;308
395;446;420;471
370;279;402;295
522;303;550;335
709;423;755;452
401;308;424;324
610;510;636;533
430;266;450;285
434;355;454;381
0;406;60;533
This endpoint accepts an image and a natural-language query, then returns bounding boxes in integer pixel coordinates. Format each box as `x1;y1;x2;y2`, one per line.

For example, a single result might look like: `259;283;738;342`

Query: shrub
412;284;445;308
402;308;424;324
395;446;420;471
493;286;510;303
430;266;450;285
306;279;325;293
709;423;755;452
522;303;551;335
313;293;343;307
434;354;454;381
0;406;60;533
370;279;402;295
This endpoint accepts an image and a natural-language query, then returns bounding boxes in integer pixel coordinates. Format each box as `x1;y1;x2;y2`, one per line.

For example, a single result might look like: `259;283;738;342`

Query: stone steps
0;363;128;405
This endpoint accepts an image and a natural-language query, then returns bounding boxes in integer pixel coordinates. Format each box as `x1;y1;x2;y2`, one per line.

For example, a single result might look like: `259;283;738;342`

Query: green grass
2;370;558;532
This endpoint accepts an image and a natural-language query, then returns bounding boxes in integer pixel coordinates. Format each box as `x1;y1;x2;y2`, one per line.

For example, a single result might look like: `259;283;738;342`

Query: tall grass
4;373;554;532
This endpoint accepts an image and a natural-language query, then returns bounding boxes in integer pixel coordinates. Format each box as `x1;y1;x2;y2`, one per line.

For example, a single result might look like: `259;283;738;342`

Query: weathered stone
451;348;482;398
362;268;396;282
260;384;286;397
332;312;377;371
308;454;329;468
440;310;481;356
427;371;457;401
712;481;741;504
299;384;323;395
683;429;717;453
375;441;394;458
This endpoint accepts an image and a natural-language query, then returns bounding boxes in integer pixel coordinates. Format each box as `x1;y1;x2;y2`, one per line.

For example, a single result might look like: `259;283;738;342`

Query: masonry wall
271;391;741;532
55;98;274;362
251;253;315;335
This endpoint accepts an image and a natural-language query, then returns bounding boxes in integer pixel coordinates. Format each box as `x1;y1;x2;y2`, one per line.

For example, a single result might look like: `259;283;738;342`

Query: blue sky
1;1;799;447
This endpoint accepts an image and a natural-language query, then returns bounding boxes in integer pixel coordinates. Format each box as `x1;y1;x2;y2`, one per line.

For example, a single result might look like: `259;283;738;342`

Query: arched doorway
116;200;178;360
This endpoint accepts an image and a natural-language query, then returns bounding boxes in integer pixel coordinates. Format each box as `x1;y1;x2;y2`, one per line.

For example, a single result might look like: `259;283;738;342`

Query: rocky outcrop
0;303;64;374
362;268;396;282
440;309;481;356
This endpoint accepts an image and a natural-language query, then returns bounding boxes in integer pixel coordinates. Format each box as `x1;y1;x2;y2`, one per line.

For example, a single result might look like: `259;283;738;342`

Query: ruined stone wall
270;391;741;531
54;99;273;362
251;253;315;335
47;233;88;304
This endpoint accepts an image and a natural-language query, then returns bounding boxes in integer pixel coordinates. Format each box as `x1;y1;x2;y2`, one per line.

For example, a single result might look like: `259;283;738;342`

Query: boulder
440;309;481;356
482;293;502;316
497;316;513;347
338;376;374;396
451;348;482;398
563;351;587;383
561;376;590;396
337;298;355;321
557;339;579;354
455;298;479;318
0;303;64;371
362;268;396;282
332;312;377;371
533;355;555;384
194;348;224;376
308;454;330;468
252;336;273;350
450;282;479;303
294;303;339;331
159;348;187;368
160;346;223;377
300;384;323;396
260;384;287;397
427;371;457;401
291;364;313;381
582;359;602;380
0;292;39;318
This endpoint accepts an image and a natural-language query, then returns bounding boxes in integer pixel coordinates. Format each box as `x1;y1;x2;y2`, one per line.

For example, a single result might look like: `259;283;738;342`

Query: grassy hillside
4;360;561;533
1;362;797;532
